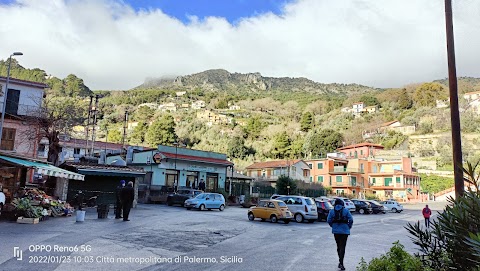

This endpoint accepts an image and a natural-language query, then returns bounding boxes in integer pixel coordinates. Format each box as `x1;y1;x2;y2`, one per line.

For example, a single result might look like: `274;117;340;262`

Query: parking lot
0;201;445;271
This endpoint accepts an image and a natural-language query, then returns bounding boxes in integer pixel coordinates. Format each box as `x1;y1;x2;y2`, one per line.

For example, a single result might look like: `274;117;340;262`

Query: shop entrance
206;173;218;192
165;170;177;190
186;171;198;189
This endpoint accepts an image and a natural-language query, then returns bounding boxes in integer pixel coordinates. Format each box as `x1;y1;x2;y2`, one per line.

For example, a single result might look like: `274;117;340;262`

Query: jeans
425;217;430;227
334;234;349;265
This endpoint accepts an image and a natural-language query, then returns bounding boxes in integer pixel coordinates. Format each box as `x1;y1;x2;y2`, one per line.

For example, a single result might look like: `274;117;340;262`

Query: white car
0;191;5;214
332;197;356;213
381;200;404;213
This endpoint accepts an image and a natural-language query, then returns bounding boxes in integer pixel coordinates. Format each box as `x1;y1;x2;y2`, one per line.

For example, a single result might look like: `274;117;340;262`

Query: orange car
247;199;292;224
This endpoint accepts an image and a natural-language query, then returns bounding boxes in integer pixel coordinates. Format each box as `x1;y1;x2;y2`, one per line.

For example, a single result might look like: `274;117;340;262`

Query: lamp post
0;52;23;149
173;142;178;191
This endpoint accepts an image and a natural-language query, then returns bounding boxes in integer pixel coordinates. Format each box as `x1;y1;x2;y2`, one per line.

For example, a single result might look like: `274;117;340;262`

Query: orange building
337;142;384;159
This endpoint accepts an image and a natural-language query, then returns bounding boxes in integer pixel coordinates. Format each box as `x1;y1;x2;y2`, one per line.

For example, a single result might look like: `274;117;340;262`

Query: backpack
332;207;348;224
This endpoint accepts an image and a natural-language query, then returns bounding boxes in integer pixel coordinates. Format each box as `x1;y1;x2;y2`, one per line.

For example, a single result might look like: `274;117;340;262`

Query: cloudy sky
0;0;479;90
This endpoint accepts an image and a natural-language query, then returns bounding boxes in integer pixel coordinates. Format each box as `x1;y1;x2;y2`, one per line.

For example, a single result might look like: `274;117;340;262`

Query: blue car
184;193;226;211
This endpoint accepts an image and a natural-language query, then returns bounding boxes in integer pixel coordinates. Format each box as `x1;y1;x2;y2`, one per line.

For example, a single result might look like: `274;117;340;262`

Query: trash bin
76;210;86;222
97;204;109;219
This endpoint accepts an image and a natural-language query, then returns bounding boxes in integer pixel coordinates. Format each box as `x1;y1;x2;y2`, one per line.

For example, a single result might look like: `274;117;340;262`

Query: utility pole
122;110;128;155
85;95;93;156
90;94;99;155
445;0;464;198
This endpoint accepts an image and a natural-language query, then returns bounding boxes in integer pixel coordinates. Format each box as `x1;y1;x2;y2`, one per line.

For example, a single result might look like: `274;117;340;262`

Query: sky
0;0;479;90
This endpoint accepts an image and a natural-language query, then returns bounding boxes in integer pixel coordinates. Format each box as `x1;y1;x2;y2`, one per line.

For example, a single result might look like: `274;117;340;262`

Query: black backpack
332;207;348;224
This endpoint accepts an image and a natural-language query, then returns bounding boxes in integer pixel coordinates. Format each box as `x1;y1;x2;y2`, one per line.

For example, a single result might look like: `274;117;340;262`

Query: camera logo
13;247;22;261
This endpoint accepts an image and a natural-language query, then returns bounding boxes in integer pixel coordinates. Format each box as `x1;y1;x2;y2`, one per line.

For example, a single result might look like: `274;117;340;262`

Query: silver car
276;196;318;223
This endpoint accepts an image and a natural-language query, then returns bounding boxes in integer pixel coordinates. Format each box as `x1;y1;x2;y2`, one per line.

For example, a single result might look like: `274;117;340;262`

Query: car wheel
186;207;192;210
200;204;206;211
295;213;304;223
392;208;397;213
284;220;290;224
270;215;278;223
219;204;225;211
359;209;365;214
248;212;255;221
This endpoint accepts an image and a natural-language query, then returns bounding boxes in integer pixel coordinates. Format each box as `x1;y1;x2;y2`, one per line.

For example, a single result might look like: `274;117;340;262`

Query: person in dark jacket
327;198;354;270
199;179;206;191
115;180;125;219
75;190;84;211
120;181;134;221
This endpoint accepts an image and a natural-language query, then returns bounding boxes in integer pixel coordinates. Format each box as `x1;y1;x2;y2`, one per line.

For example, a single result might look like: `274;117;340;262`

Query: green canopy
0;155;84;180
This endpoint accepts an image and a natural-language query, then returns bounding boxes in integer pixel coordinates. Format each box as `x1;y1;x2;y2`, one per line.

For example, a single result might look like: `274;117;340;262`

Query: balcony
330;166;364;173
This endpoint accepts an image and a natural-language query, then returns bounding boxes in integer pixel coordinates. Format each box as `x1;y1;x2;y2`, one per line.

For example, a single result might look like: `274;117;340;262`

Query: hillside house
464;90;480;101
0;77;48;157
191;100;206;110
352;102;364;115
197;110;231;125
245;160;310;185
380;120;416;135
362;105;378;114
159;102;177;112
137;103;159;110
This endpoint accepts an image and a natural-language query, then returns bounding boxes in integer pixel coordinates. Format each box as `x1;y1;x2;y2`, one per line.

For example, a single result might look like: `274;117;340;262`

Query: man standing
115;180;125;219
199;179;206;191
422;204;432;228
121;181;134;221
327;199;354;271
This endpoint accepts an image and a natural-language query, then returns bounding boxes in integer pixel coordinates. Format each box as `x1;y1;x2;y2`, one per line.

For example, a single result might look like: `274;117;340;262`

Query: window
5;89;20;115
385;178;393;186
336;176;342;182
317;162;323;169
360;164;364;172
267;202;275;208
373;165;378;173
309;176;312;182
308;164;312;169
360;150;363;155
317;176;323;182
372;178;376;184
74;148;81;155
396;177;401;183
1;128;16;151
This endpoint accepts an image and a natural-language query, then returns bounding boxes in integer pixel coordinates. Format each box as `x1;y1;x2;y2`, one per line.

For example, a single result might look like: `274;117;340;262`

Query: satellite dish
109;159;127;166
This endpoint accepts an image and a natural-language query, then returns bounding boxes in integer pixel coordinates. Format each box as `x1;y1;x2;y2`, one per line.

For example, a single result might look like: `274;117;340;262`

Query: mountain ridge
138;69;379;95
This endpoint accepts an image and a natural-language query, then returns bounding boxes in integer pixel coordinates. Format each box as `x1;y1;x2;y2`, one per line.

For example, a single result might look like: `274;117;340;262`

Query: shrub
356;241;424;271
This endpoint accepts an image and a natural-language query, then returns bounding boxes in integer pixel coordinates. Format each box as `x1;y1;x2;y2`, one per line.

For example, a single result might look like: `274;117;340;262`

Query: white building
352;102;364;115
191;100;206;110
159;102;177;112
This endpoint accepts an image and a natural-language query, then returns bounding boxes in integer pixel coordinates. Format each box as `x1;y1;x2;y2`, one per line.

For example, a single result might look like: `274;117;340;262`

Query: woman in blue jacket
327;198;354;270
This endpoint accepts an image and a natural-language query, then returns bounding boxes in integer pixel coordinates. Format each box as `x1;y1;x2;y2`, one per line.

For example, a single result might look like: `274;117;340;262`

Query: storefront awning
0;155;85;180
77;168;145;177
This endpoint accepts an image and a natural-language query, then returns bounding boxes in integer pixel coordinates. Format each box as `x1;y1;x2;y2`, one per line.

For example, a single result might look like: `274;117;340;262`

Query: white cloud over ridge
0;0;479;90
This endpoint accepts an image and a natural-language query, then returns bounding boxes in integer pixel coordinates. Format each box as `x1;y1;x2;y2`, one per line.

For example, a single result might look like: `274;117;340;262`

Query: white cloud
0;0;479;90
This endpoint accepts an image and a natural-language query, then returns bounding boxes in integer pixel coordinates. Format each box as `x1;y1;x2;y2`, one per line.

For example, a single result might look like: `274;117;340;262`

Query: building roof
246;160;303;170
0;76;48;89
380;120;400;127
464;90;480;96
60;137;127;151
62;163;145;177
337;143;384;151
158;152;233;166
227;171;254;180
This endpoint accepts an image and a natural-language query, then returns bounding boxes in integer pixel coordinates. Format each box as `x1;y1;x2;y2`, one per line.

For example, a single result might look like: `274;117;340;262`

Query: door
5;89;20;115
205;194;215;208
206;174;218;192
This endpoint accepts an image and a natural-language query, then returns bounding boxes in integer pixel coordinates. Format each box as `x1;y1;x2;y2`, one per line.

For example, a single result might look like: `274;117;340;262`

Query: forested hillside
4;60;480;170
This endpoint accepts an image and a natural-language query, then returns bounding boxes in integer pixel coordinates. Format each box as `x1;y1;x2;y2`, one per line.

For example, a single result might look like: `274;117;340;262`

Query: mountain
139;69;378;95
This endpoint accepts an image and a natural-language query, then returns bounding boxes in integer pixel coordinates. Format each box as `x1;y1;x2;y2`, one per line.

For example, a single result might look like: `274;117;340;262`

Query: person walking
422;204;432;228
74;190;84;211
327;199;354;271
120;181;134;221
115;180;125;219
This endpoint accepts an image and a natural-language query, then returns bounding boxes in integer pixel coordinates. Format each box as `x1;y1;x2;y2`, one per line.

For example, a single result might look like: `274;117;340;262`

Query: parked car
367;200;386;214
276;196;318;223
381;200;404;213
351;199;373;214
0;190;5;216
332;197;356;213
184;193;226;211
270;194;286;200
167;189;203;206
315;200;333;221
247;199;292;224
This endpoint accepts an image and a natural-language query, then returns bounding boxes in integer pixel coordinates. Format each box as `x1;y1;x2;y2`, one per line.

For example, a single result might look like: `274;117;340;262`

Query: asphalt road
0;201;446;271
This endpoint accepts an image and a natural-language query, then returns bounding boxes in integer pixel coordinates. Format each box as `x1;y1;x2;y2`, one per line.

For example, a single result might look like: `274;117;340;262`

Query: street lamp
0;52;23;149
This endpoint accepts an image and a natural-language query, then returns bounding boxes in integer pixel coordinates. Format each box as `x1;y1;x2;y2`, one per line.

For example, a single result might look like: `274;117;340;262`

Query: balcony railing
331;167;364;173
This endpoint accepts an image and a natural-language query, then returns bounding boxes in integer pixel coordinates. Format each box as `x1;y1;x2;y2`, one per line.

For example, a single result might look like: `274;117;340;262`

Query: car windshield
305;198;315;205
370;200;381;205
277;201;287;207
195;193;207;199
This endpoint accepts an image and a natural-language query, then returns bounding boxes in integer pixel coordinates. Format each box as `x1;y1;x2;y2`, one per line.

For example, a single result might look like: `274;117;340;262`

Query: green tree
413;82;446;107
397;88;413;109
305;129;344;158
276;175;297;195
129;122;148;145
271;132;291;159
133;106;155;123
245;116;263;139
360;95;380;106
145;115;176;147
227;136;251;159
356;242;424;271
300;112;314;132
63;74;92;97
107;129;123;143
